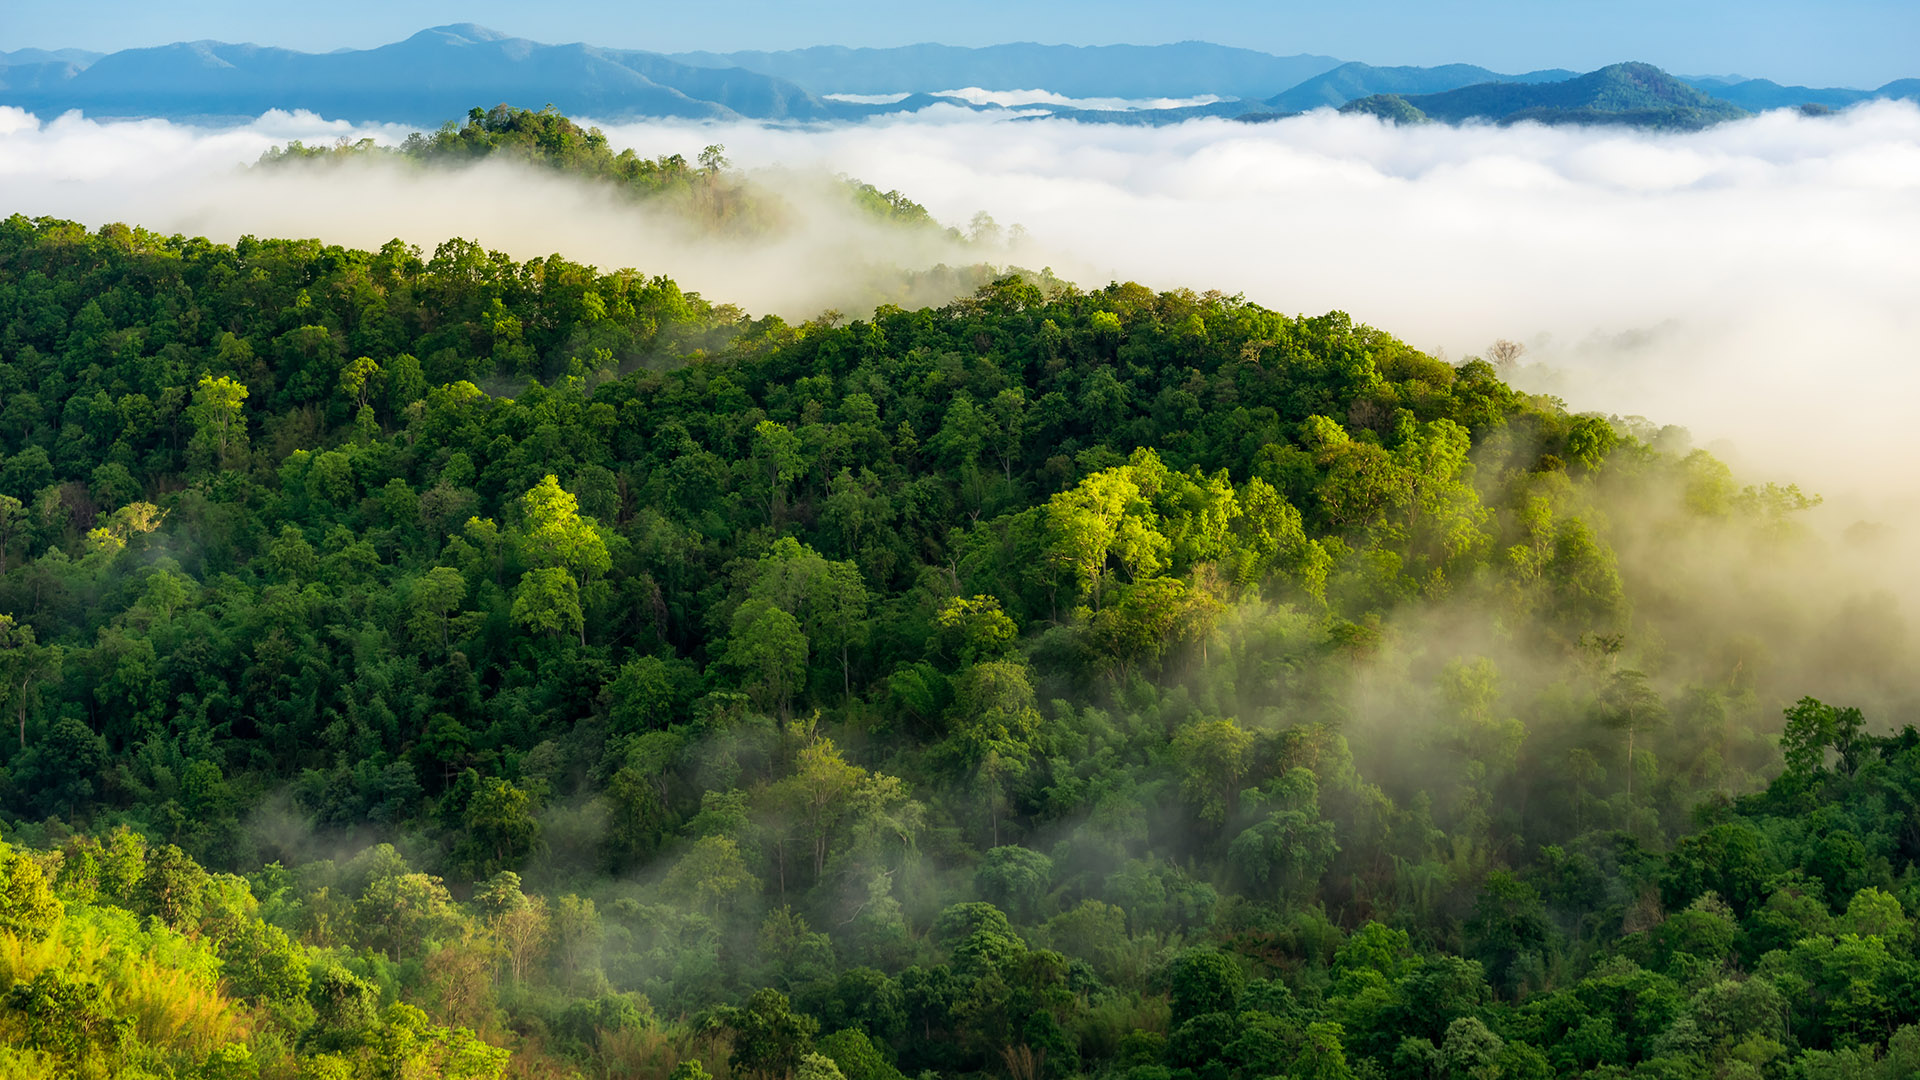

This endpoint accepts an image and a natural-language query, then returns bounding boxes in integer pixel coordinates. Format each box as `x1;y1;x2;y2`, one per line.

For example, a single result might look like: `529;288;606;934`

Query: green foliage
934;595;1018;665
0;844;60;940
1166;947;1246;1024
453;777;542;878
0;197;1886;1079
708;988;819;1080
263;104;966;243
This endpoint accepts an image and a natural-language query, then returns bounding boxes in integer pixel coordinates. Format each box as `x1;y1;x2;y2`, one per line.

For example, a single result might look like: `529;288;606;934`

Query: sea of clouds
2;100;1917;504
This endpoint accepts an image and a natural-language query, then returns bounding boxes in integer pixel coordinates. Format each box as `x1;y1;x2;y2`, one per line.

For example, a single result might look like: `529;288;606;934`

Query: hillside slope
0;200;1903;1079
1382;62;1751;129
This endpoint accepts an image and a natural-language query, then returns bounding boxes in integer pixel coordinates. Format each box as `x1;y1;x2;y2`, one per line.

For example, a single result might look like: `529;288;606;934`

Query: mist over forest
0;57;1914;1080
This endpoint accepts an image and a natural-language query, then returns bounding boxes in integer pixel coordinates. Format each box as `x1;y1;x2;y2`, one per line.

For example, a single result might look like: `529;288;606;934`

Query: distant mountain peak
415;24;520;45
1375;61;1749;130
0;24;843;124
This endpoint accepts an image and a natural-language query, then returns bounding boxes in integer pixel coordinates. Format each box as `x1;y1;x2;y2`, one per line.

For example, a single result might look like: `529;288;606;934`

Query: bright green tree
185;373;249;470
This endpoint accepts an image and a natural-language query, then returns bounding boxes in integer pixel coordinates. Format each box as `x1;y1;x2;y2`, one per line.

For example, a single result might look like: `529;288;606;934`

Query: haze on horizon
3;0;1916;89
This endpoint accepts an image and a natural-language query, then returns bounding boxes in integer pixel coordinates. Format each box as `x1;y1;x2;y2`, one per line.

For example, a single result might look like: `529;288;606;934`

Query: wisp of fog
2;100;1917;501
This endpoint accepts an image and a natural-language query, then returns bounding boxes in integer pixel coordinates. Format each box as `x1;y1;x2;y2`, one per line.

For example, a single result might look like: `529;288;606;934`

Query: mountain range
0;24;1914;129
0;25;845;123
1263;62;1578;111
1684;74;1920;111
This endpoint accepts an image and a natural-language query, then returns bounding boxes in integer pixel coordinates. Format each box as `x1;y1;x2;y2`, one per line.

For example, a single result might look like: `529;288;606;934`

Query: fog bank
1;102;1917;499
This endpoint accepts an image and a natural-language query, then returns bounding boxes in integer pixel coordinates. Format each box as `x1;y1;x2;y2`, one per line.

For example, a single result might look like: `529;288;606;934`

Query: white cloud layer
1;102;1918;504
822;90;1226;109
926;88;1227;110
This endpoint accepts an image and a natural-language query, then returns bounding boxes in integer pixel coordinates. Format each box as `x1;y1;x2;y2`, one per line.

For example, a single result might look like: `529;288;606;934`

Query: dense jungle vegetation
0;203;1914;1080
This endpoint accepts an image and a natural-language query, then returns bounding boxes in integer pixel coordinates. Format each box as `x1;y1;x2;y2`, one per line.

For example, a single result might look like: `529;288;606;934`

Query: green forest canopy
260;104;948;237
0;208;1911;1079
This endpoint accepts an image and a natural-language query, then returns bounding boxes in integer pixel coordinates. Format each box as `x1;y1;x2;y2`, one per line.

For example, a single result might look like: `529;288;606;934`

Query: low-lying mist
3;99;1917;502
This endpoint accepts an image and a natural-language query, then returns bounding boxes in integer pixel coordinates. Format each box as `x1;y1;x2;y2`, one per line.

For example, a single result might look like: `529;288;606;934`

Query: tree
1229;769;1339;901
753;420;807;525
934;596;1019;666
947;661;1042;765
1045;466;1169;610
1392;418;1486;570
505;477;611;644
750;539;870;698
1565;416;1617;472
1486;339;1526;373
946;660;1043;845
1234;477;1327;599
0;614;53;750
1303;416;1401;532
365;1001;510;1079
1466;871;1550;998
666;835;756;919
455;778;542;878
1087;575;1218;671
1566;748;1605;834
409;566;470;652
771;731;865;887
516;474;611;587
0;842;61;941
1781;696;1865;781
425;928;499;1030
355;872;458;961
1597;669;1665;800
974;846;1053;922
1167;947;1245;1024
928;392;991;472
5;969;132;1066
0;494;22;573
512;566;585;644
817;1028;906;1080
548;894;604;991
138;844;208;931
185;373;249;470
493;898;551;986
1293;1022;1357;1080
219;918;310;1006
1440;657;1524;777
723;598;809;718
1173;717;1254;827
1439;1016;1506;1079
310;965;381;1038
607;655;695;734
988;387;1027;479
341;355;383;410
708;988;818;1080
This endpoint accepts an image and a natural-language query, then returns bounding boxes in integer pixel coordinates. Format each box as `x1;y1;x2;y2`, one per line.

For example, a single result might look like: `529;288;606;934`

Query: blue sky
5;0;1915;87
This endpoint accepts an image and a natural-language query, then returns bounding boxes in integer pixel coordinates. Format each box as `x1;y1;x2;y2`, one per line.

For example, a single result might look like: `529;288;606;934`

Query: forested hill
1341;63;1750;130
0;214;1914;1077
259;104;948;239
